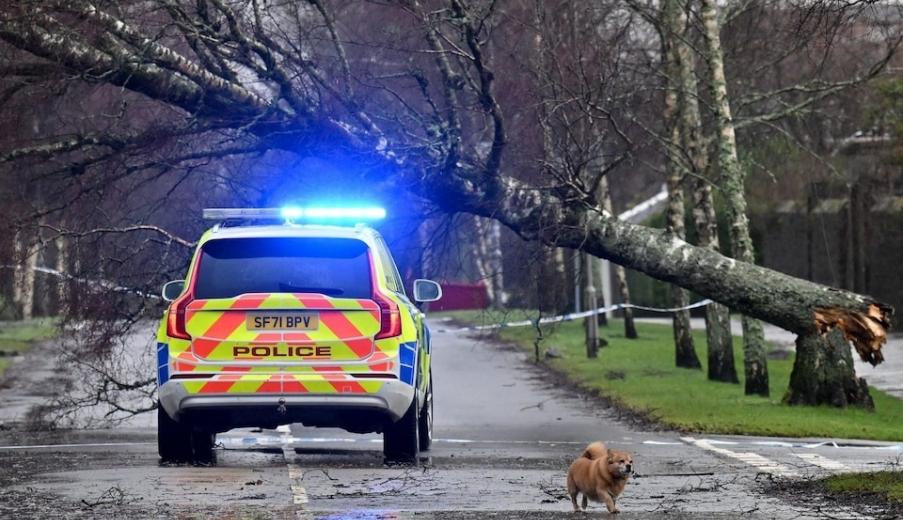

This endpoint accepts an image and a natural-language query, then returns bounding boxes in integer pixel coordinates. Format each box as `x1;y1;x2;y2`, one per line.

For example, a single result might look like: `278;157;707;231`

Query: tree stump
785;329;873;409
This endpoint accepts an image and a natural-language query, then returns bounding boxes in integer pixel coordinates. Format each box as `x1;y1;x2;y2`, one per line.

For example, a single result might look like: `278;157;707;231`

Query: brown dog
566;441;633;514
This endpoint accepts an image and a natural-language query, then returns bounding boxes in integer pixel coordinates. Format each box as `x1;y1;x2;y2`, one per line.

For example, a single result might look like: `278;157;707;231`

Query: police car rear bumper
159;378;414;427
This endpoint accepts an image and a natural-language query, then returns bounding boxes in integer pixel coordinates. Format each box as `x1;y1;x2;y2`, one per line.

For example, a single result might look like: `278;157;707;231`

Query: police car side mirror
413;279;442;303
162;280;185;302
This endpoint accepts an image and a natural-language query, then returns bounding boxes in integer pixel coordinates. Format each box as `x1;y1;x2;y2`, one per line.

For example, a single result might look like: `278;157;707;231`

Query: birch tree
672;0;738;383
662;0;702;369
700;0;770;395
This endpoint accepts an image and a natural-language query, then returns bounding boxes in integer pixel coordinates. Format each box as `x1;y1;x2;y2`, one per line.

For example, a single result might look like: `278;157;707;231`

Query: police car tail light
373;290;401;339
166;291;193;340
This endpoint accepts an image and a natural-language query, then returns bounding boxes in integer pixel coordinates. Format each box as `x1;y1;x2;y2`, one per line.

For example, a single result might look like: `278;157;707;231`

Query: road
0;319;901;518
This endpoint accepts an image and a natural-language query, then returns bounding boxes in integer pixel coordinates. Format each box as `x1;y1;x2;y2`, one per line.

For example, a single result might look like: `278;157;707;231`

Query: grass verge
825;470;903;503
0;319;58;378
432;310;903;441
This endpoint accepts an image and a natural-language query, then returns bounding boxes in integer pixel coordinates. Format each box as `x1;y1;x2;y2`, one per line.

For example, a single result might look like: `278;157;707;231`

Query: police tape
434;299;713;332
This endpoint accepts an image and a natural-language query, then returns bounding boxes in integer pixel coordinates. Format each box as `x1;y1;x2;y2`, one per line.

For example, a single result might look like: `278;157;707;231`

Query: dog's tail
582;441;607;460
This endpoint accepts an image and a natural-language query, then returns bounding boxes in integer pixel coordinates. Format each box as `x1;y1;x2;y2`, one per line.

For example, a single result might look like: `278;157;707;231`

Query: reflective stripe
398;341;417;385
180;373;385;395
156;343;169;385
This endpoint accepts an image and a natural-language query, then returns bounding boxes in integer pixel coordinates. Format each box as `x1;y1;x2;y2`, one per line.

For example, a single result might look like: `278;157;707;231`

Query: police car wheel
418;378;433;451
158;406;192;463
383;398;419;462
190;430;216;465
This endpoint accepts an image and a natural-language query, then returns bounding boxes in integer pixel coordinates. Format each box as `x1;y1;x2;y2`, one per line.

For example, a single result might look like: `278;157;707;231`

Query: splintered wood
814;304;893;366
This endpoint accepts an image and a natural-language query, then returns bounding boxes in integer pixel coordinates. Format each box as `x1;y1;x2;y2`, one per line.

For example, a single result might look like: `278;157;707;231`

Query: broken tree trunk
787;329;873;409
700;0;769;396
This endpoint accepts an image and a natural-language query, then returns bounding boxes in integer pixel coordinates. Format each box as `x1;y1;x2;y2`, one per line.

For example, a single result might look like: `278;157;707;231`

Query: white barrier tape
435;299;713;332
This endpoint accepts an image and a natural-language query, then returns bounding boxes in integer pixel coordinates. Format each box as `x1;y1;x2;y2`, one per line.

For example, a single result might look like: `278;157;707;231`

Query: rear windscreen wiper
277;284;344;296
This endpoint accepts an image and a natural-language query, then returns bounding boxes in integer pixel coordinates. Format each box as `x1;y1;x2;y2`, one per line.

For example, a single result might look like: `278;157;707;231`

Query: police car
156;207;441;463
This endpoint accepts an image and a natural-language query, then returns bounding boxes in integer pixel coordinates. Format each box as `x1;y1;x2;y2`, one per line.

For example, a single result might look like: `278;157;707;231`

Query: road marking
682;437;800;477
280;427;308;508
794;453;850;472
286;462;309;505
0;442;153;450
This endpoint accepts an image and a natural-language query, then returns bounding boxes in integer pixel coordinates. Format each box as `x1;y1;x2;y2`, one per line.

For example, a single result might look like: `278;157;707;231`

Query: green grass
433;310;903;441
0;318;58;377
825;470;903;502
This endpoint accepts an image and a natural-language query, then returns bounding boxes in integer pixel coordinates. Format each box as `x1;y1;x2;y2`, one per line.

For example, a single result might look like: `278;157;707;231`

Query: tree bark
786;329;873;409
583;252;600;358
700;0;769;396
663;0;701;370
600;175;637;339
665;175;701;370
671;11;738;381
55;235;67;315
13;230;37;320
487;220;506;306
691;181;739;383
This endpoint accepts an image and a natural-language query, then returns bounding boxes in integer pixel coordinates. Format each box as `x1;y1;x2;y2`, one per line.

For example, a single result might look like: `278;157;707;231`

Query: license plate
246;312;319;331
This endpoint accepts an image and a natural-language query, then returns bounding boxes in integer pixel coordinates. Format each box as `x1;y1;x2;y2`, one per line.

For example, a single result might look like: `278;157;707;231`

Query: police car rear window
194;237;372;300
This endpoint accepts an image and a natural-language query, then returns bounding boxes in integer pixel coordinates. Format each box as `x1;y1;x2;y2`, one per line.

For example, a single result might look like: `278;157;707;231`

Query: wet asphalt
0;319;900;519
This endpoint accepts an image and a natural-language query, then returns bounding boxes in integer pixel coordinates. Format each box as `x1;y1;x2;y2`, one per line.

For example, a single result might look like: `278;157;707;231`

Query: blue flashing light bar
287;207;386;220
203;207;386;223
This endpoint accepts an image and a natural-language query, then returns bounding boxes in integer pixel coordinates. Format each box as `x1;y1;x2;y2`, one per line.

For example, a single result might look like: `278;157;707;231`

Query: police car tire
190;430;216;465
158;407;192;462
418;378;433;451
383;398;419;462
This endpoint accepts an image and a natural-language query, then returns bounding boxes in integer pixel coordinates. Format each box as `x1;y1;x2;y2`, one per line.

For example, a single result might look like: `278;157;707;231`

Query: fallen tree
0;0;895;407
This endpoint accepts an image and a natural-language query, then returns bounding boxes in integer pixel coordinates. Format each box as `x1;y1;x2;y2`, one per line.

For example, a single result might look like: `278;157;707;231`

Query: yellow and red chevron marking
182;293;380;363
160;296;406;376
181;373;385;395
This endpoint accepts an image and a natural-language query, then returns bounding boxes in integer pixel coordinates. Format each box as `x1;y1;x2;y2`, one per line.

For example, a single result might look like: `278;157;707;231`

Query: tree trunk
551;247;569;314
487;220;506;306
55;235;67;315
665;172;700;369
614;265;637;339
600;175;637;339
471;215;496;305
662;0;701;369
583;252;600;358
692;182;739;383
700;0;769;396
786;329;873;409
668;1;737;381
13;230;37;320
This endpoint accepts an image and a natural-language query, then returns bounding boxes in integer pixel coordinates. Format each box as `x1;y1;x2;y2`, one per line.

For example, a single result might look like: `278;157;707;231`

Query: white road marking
0;442;153;450
286;462;309;505
794;453;851;472
682;437;800;477
280;427;308;507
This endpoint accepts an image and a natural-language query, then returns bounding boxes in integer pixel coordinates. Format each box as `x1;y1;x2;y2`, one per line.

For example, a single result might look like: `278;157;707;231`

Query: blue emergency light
281;206;386;220
202;207;386;224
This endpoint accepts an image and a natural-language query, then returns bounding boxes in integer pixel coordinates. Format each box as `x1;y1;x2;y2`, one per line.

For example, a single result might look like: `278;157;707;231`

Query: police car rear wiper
277;283;344;296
